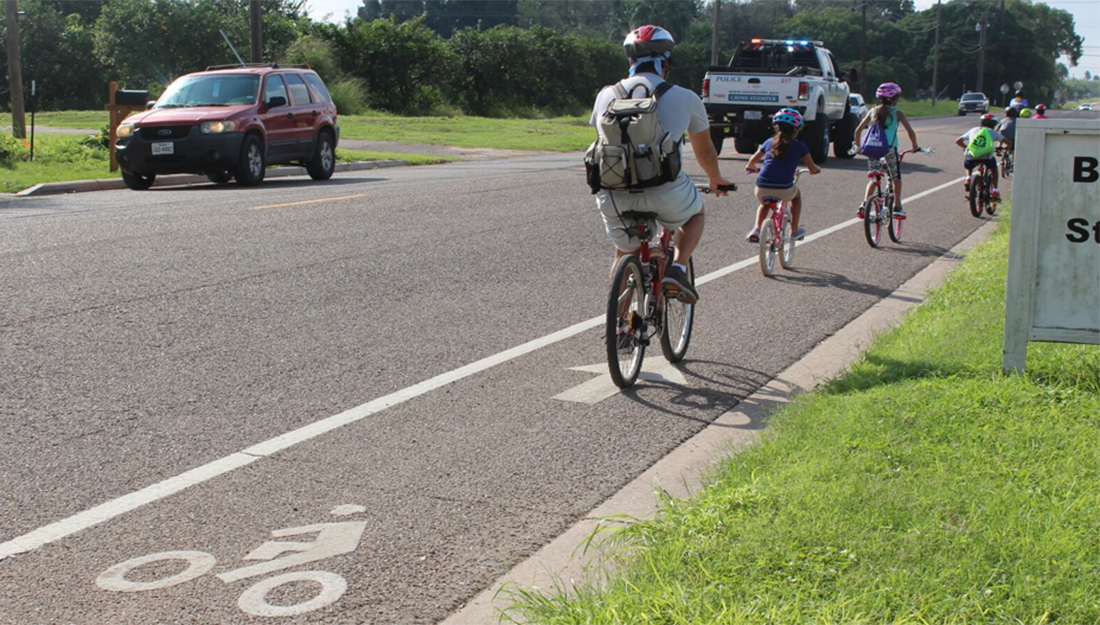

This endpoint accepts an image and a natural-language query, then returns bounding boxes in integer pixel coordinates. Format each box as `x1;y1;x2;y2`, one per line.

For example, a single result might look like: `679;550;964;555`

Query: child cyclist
744;109;820;242
854;82;920;218
957;113;1009;201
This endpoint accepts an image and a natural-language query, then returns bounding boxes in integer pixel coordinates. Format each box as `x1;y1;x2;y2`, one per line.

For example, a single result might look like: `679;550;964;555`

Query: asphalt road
0;111;1093;623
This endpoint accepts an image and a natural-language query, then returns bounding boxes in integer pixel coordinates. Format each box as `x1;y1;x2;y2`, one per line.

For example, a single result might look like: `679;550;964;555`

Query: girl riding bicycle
744;109;820;243
854;83;920;218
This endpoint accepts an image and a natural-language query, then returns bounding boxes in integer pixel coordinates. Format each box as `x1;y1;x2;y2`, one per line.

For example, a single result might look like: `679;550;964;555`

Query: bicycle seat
760;196;781;204
619;211;660;220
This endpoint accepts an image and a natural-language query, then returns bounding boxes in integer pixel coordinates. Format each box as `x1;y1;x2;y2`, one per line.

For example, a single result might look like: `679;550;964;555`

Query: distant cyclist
997;106;1018;153
589;24;733;305
957;113;1008;202
1009;90;1029;109
1033;103;1049;119
854;82;920;218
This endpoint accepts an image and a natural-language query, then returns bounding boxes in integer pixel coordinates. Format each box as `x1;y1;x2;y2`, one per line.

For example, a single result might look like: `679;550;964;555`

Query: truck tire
805;114;829;165
234;134;266;187
734;137;758;155
833;114;857;159
709;126;725;156
306;130;336;181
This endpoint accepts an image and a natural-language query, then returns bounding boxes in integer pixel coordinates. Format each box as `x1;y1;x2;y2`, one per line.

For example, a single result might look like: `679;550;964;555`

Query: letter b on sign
1074;157;1099;183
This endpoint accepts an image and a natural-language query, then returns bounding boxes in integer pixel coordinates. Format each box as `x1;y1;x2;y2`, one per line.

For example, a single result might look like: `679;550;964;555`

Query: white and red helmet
623;25;675;60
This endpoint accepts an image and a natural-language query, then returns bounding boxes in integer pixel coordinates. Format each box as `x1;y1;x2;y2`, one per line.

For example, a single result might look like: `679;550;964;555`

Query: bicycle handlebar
695;183;738;194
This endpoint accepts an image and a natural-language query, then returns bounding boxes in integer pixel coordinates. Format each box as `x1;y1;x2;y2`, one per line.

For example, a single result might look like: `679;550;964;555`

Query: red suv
115;65;339;190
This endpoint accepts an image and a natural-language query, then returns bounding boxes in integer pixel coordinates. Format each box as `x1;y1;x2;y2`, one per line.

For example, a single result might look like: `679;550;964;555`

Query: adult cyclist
590;25;734;305
1009;90;1029;109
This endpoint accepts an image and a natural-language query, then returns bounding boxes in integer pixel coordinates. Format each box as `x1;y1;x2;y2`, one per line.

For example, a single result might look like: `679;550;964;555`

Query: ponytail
874;96;897;126
769;123;796;159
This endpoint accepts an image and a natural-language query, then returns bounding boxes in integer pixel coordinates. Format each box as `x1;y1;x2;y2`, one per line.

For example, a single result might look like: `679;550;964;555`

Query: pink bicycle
863;148;932;248
755;169;809;277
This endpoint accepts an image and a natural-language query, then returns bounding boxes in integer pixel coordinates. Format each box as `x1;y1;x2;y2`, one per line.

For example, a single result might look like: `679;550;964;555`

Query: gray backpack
585;81;682;194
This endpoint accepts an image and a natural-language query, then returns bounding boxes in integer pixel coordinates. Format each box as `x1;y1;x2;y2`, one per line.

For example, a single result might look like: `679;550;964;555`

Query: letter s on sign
1066;218;1089;243
1073;157;1099;183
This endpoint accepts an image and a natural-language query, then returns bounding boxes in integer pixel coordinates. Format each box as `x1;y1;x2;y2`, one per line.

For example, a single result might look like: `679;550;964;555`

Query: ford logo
158;129;172;136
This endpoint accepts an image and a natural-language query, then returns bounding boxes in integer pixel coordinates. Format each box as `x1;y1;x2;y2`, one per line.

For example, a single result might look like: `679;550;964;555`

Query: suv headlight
201;120;237;134
117;123;135;139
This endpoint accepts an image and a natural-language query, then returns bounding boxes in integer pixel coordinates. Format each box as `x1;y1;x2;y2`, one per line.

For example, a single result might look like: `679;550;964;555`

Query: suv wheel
709;126;725;156
306;131;336;181
235;134;266;187
122;171;156;191
805;113;829;164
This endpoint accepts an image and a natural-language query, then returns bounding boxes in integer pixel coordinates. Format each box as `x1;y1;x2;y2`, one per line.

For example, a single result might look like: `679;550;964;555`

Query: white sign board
1004;119;1100;372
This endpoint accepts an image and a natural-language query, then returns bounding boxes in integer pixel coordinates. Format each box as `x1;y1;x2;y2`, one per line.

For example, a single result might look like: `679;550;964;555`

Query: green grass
335;148;456;166
31;110;111;129
337;112;592;152
895;98;962;118
509;209;1100;625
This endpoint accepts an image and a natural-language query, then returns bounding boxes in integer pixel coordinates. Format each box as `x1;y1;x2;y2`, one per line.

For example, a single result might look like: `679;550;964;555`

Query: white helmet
623;25;675;60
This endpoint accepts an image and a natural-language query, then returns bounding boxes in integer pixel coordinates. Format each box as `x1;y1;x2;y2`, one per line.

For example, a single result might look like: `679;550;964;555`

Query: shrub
329;78;369;116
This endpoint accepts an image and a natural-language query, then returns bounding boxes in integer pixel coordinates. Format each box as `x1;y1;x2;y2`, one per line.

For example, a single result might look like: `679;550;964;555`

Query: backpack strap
652;82;673;99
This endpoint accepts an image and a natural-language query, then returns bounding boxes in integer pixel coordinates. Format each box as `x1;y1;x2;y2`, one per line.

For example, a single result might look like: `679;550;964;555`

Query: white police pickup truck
703;39;859;164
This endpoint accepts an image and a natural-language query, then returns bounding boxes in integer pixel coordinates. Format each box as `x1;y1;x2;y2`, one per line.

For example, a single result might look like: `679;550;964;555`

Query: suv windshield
961;94;985;102
158;74;260;108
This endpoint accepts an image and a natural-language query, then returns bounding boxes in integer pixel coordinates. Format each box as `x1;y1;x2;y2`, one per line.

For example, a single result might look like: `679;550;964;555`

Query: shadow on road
153;176;387;191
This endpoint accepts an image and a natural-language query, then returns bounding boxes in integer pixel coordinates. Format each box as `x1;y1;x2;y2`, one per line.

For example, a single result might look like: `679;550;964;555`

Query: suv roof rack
204;63;308;71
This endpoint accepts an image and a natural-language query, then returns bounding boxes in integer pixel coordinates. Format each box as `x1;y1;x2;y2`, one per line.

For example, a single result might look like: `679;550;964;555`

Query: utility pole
976;12;987;94
860;0;867;97
710;0;721;66
249;0;262;63
931;0;941;105
5;0;26;138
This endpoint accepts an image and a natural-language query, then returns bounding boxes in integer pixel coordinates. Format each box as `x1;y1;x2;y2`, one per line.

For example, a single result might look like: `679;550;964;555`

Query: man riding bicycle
590;25;733;305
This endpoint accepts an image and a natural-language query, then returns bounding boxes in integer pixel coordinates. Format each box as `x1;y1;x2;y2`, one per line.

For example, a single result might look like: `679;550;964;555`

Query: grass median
1;133;452;193
510;208;1099;625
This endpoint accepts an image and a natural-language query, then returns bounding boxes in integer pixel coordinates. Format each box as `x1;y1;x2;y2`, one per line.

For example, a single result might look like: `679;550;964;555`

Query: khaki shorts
754;185;799;203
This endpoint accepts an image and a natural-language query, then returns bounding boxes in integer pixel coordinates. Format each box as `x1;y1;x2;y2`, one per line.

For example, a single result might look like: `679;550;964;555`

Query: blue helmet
773;109;804;129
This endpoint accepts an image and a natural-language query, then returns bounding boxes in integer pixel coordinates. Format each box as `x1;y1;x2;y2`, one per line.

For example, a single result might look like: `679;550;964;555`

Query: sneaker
791;226;806;241
745;227;760;243
856;203;866;220
662;266;699;305
893;206;906;219
991;190;1001;202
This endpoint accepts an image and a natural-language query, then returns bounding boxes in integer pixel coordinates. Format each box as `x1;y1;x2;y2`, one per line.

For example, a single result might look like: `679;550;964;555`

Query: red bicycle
967;149;1002;218
606;184;735;388
863;147;932;248
756;169;809;277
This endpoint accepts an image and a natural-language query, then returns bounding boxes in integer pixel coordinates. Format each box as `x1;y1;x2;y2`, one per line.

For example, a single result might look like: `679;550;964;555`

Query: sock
672;263;687;272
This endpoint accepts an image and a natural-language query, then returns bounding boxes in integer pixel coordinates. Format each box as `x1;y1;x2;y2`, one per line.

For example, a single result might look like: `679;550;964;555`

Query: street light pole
4;0;26;138
931;0;941;105
711;0;721;66
976;13;986;94
860;0;867;96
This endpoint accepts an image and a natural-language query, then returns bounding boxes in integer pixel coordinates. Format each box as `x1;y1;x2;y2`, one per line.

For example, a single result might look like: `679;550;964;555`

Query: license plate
744;110;762;120
151;142;174;156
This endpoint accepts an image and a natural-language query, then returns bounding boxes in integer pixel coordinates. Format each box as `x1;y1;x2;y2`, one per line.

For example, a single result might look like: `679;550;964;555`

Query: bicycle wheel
779;210;796;269
984;171;997;216
968;173;983;218
660;257;694;363
887;192;903;243
759;218;778;277
863;196;883;248
606;255;647;388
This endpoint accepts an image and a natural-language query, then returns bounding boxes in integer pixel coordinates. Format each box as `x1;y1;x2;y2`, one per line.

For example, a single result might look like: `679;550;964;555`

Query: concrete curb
439;217;1003;625
14;160;408;197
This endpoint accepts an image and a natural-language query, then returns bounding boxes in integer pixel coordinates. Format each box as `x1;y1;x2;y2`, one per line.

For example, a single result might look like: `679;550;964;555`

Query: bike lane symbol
96;504;368;617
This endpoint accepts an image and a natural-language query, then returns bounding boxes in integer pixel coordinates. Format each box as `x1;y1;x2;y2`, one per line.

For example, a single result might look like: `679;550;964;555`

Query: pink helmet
623;25;675;60
876;82;902;99
773;109;804;129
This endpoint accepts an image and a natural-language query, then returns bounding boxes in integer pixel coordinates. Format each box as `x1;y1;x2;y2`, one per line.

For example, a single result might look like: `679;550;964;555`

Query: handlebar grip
717;184;737;192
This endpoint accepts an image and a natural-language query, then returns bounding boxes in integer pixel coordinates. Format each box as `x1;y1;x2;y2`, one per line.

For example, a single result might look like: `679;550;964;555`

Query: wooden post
107;81;120;172
5;0;26;138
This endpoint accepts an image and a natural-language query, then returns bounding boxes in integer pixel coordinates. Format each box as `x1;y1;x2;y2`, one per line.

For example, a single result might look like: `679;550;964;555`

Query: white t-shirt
589;74;710;246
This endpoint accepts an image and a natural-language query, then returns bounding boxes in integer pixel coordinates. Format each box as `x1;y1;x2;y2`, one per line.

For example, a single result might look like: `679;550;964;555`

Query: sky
304;0;1099;79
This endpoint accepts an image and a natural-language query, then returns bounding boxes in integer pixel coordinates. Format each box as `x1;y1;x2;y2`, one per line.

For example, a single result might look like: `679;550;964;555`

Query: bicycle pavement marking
0;175;966;561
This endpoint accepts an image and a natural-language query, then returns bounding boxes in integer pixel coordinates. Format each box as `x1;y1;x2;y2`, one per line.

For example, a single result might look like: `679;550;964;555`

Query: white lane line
0;176;967;561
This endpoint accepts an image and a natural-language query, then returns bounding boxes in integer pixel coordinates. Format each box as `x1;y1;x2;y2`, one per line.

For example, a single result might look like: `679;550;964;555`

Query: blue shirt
756;138;810;189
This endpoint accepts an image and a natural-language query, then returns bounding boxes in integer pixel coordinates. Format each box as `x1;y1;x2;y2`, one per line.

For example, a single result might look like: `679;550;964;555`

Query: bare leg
893;178;904;207
790;191;802;230
672;211;704;265
754;204;767;229
864;178;876;203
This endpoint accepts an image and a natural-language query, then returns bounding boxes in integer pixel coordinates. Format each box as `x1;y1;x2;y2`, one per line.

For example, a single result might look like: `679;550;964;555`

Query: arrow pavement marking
554;361;688;404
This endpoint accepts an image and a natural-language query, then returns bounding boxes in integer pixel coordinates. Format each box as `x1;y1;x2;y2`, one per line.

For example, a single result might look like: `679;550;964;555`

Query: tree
358;0;382;21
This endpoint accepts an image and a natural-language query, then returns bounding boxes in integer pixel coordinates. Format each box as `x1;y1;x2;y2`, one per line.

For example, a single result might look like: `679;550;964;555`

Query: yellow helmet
1019;108;1033;118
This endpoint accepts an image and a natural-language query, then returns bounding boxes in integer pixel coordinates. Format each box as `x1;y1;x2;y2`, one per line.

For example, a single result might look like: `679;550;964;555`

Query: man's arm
687;128;734;196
